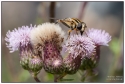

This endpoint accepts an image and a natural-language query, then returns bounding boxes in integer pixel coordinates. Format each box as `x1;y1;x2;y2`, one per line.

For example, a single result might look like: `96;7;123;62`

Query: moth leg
74;28;78;35
84;31;88;37
67;29;72;39
55;19;61;24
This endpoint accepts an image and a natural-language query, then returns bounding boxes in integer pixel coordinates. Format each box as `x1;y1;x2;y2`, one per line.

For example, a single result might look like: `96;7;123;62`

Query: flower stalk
29;70;41;82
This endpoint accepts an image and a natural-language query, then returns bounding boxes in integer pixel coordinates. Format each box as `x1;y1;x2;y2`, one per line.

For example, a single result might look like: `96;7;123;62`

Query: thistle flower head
30;22;65;47
30;22;65;74
64;34;95;59
5;25;35;53
86;28;111;46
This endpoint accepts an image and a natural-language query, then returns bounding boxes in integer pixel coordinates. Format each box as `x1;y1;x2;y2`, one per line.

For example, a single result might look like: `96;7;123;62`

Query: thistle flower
5;25;38;70
80;28;111;70
5;25;35;53
64;34;95;59
63;34;95;74
85;28;111;46
30;22;65;74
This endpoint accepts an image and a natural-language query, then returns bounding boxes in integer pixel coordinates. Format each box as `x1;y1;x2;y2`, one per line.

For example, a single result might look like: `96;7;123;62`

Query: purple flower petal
86;28;111;46
5;24;35;53
64;34;95;59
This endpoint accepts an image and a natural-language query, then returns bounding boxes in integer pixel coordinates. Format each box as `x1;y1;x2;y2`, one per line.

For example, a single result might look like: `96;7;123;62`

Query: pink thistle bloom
64;34;95;59
85;28;111;46
5;25;35;53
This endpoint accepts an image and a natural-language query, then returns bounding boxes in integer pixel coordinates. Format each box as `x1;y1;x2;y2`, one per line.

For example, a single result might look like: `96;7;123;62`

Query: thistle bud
29;56;43;72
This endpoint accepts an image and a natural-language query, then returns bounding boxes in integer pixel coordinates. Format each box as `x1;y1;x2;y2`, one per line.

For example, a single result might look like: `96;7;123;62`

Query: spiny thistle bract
29;56;43;72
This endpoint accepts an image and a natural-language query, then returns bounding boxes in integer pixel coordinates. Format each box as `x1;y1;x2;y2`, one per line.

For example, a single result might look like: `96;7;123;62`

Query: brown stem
49;2;56;22
34;76;41;82
78;2;88;19
54;75;58;82
96;46;100;63
29;71;41;82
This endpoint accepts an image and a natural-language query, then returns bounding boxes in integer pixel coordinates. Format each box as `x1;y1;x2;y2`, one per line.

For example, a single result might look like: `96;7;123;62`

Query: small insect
55;18;87;38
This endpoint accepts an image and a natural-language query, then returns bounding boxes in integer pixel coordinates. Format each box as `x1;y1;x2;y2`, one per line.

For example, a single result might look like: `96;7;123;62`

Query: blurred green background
1;1;123;82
